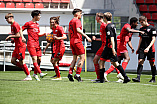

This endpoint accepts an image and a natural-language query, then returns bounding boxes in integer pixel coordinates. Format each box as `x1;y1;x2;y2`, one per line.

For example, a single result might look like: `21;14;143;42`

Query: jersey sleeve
59;26;65;35
151;27;157;37
22;22;29;31
75;20;82;29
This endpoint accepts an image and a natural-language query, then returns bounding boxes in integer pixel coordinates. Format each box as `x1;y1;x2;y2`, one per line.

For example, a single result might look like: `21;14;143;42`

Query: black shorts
101;47;118;62
138;49;155;61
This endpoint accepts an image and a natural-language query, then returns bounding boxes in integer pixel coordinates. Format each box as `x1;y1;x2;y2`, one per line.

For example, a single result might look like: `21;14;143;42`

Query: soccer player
5;13;32;81
104;17;144;82
21;10;47;81
91;12;107;82
47;16;67;80
67;8;92;82
132;16;156;83
98;12;130;83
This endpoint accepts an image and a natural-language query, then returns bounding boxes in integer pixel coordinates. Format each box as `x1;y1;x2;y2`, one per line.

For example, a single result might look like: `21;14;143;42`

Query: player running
21;10;47;81
132;16;156;83
5;13;32;81
98;12;130;83
91;12;107;82
67;8;92;82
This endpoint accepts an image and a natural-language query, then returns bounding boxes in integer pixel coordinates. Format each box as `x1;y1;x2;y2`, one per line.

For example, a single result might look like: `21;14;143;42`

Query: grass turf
0;71;157;104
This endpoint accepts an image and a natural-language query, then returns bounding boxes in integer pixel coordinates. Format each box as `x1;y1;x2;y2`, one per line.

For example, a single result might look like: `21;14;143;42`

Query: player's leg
149;61;156;82
132;59;144;82
74;54;85;82
93;55;101;81
51;58;62;80
121;52;130;71
148;52;156;82
99;60;105;83
68;55;77;82
112;61;130;83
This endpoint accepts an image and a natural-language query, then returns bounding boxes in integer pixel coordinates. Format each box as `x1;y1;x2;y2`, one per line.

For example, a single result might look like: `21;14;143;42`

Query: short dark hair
31;10;41;18
130;17;138;24
72;8;82;15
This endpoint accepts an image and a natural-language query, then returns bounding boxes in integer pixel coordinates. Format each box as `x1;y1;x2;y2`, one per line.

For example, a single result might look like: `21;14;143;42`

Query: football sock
76;67;82;75
100;68;105;83
33;62;42;74
151;65;156;80
117;65;128;79
94;64;100;79
54;66;60;78
69;67;74;74
22;64;30;75
137;64;143;79
105;65;115;74
122;62;128;71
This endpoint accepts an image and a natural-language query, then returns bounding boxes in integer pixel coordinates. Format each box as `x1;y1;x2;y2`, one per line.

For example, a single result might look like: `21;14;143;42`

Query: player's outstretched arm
92;36;101;41
5;32;20;41
126;27;145;34
38;33;46;37
76;28;92;42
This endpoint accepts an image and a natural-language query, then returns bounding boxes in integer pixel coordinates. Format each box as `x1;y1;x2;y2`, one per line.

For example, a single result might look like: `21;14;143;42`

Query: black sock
151;65;156;80
117;65;128;79
137;64;143;79
100;68;105;83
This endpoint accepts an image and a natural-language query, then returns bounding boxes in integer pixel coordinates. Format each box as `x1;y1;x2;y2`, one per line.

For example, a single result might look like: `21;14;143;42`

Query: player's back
69;18;82;42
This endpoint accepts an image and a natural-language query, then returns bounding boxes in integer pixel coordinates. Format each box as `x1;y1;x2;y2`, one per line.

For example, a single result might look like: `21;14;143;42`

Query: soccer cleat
91;78;100;82
50;74;57;78
117;73;124;80
93;80;105;83
50;73;61;78
116;79;123;83
22;76;32;81
40;73;47;78
68;74;74;82
132;77;140;82
104;73;109;82
51;77;62;80
74;74;82;82
149;79;156;83
33;74;40;81
123;78;131;83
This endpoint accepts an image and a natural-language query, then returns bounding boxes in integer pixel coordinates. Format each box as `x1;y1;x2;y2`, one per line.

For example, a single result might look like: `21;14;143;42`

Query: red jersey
69;18;82;42
119;23;131;47
100;22;107;44
52;25;65;49
22;21;40;47
11;21;25;47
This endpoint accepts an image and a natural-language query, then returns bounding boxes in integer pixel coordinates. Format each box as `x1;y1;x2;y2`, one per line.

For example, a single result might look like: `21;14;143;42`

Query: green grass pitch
0;71;157;104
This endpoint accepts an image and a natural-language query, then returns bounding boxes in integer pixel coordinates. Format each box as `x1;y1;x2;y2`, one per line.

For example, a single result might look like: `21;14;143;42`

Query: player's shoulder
107;23;115;28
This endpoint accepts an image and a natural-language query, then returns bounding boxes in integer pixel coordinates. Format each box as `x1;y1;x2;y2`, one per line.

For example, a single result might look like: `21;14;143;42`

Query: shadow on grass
0;79;22;81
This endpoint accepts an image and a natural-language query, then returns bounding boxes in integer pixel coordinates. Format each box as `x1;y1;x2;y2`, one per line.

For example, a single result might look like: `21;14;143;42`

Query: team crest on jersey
107;31;110;35
55;30;58;32
147;29;151;32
